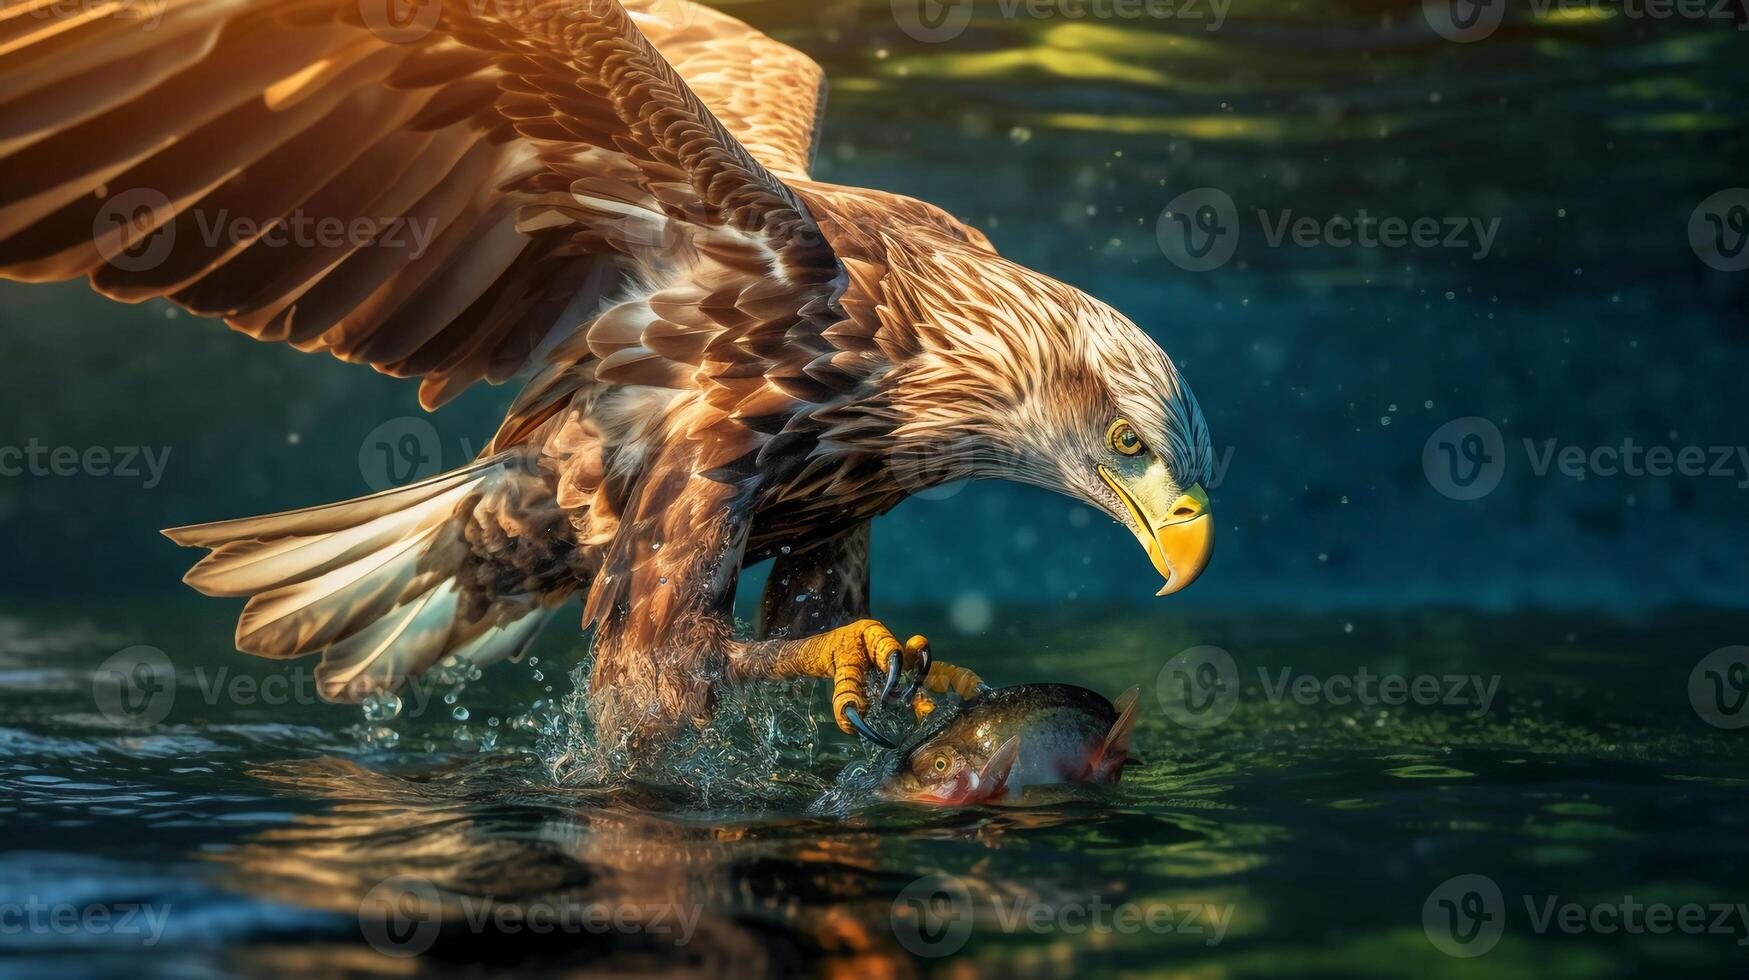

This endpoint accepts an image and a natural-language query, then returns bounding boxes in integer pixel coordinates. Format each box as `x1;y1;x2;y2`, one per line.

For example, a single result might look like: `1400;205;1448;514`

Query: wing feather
0;0;839;412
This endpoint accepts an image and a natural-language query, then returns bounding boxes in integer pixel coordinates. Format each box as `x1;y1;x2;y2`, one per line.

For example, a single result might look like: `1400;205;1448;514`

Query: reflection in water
211;755;1232;976
6;603;1749;975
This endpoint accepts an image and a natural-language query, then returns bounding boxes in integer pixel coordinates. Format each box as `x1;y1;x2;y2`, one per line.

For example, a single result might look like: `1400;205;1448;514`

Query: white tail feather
163;456;504;548
164;454;562;702
315;580;462;701
180;484;472;596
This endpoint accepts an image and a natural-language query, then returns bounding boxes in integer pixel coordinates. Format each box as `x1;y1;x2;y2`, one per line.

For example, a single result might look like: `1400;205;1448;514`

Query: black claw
904;643;932;702
842;703;895;749
880;652;902;702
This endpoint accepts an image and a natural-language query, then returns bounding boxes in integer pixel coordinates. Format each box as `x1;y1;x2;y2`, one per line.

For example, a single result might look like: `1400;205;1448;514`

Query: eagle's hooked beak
1098;465;1214;596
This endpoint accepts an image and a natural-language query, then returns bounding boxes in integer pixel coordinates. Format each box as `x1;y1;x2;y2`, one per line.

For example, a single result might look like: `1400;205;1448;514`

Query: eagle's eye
1107;419;1146;457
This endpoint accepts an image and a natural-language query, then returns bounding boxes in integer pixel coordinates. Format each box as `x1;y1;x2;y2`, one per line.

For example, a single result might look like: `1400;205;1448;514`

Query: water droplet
452;705;470;721
779;545;791;555
444;692;458;705
361;690;402;722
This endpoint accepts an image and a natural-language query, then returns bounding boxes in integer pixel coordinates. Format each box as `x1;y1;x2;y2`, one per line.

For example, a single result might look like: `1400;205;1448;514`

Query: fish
874;684;1140;806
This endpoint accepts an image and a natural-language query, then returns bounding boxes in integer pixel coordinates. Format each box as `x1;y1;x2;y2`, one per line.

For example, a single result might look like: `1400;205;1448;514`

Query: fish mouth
908;736;1021;806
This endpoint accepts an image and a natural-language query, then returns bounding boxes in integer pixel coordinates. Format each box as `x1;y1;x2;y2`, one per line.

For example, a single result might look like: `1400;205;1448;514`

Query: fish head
875;684;1140;806
880;731;1021;806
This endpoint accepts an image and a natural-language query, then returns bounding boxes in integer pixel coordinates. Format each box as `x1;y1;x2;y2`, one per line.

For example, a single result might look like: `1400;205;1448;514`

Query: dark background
2;0;1746;621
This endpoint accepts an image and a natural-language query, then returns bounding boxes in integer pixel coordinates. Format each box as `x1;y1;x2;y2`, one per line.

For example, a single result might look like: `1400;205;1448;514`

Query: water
3;598;1746;976
2;0;1747;976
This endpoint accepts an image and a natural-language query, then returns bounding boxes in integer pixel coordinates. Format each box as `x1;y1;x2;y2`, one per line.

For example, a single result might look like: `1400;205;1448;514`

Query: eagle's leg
754;522;874;642
737;524;983;741
749;627;986;740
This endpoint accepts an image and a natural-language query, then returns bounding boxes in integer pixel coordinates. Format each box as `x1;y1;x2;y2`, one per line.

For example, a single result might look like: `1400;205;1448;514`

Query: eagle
0;0;1215;748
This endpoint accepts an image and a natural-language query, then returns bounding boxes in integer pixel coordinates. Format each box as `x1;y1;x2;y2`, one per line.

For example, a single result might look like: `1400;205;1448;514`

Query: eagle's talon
902;640;932;703
767;620;983;741
841;703;895;749
768;618;930;737
879;652;903;702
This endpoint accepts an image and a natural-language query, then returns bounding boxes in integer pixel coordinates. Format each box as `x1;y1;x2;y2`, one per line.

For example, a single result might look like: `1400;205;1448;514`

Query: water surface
3;599;1745;976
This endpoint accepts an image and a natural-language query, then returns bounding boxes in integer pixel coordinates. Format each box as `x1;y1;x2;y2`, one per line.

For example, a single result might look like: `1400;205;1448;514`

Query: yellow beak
1098;469;1214;596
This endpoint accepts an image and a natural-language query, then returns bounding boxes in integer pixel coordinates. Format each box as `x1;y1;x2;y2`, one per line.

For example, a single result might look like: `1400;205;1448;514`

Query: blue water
2;600;1748;976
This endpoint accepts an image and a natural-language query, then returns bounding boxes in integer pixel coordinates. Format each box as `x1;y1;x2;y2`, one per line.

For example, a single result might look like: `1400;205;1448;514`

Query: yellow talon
768;619;976;738
771;618;913;736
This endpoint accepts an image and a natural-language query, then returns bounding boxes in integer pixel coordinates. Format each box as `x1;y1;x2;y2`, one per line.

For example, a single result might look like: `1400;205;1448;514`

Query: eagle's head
882;241;1217;596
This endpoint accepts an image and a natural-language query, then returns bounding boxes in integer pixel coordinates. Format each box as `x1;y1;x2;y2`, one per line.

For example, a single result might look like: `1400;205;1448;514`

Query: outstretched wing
626;0;825;181
0;0;835;408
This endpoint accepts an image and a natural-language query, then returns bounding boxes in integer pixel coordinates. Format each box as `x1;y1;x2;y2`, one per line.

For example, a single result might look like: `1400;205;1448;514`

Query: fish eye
1107;418;1145;457
932;756;948;773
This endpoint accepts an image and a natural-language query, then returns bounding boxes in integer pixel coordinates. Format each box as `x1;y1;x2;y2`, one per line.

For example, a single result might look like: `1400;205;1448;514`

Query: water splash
539;643;860;809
